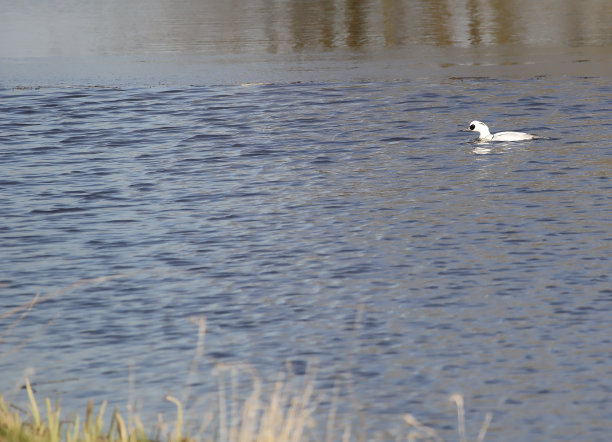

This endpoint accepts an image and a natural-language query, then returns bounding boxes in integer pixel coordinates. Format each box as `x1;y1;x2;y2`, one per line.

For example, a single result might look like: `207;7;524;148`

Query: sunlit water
1;74;611;440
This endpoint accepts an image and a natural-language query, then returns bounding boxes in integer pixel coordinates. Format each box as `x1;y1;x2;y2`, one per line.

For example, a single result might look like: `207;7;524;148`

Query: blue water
1;74;611;440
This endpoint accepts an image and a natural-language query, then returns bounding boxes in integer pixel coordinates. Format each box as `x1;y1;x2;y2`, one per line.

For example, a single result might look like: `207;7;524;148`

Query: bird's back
491;131;536;141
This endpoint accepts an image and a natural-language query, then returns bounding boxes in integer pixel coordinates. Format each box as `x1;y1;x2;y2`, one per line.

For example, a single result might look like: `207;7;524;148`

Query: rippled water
1;73;611;440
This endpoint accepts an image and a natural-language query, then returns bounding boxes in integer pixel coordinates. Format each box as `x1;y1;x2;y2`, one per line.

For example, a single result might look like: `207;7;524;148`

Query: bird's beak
460;129;471;132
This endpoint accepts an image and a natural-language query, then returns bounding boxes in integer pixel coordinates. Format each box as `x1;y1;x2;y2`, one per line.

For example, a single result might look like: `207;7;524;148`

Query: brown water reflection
1;0;611;57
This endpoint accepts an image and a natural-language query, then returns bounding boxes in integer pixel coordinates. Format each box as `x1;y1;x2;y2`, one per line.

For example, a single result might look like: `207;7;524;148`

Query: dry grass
1;372;492;442
0;373;320;442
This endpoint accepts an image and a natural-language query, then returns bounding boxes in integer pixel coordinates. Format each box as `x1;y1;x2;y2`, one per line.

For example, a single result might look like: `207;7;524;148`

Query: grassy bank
1;376;491;442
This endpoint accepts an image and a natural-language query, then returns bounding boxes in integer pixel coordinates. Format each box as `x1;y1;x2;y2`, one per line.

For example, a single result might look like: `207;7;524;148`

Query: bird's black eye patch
469;124;475;130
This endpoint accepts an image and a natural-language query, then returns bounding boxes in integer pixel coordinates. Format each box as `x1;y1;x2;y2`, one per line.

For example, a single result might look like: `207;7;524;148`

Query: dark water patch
403;105;448;112
381;136;419;142
311;155;334;164
29;207;88;215
239;148;277;157
184;133;235;142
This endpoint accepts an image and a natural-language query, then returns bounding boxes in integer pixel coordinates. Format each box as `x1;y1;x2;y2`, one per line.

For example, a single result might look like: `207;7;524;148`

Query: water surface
2;75;611;440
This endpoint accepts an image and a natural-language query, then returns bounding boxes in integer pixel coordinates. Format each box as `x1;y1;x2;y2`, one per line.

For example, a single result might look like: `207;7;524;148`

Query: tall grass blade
166;395;183;441
67;414;80;442
114;408;128;441
449;393;466;442
477;412;493;442
45;397;61;442
25;378;41;428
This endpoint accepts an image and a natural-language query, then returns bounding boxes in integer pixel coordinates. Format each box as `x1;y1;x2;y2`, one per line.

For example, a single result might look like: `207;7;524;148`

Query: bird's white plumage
468;120;537;142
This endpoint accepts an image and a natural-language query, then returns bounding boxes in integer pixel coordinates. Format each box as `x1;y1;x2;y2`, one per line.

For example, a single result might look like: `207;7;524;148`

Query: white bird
468;120;538;142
